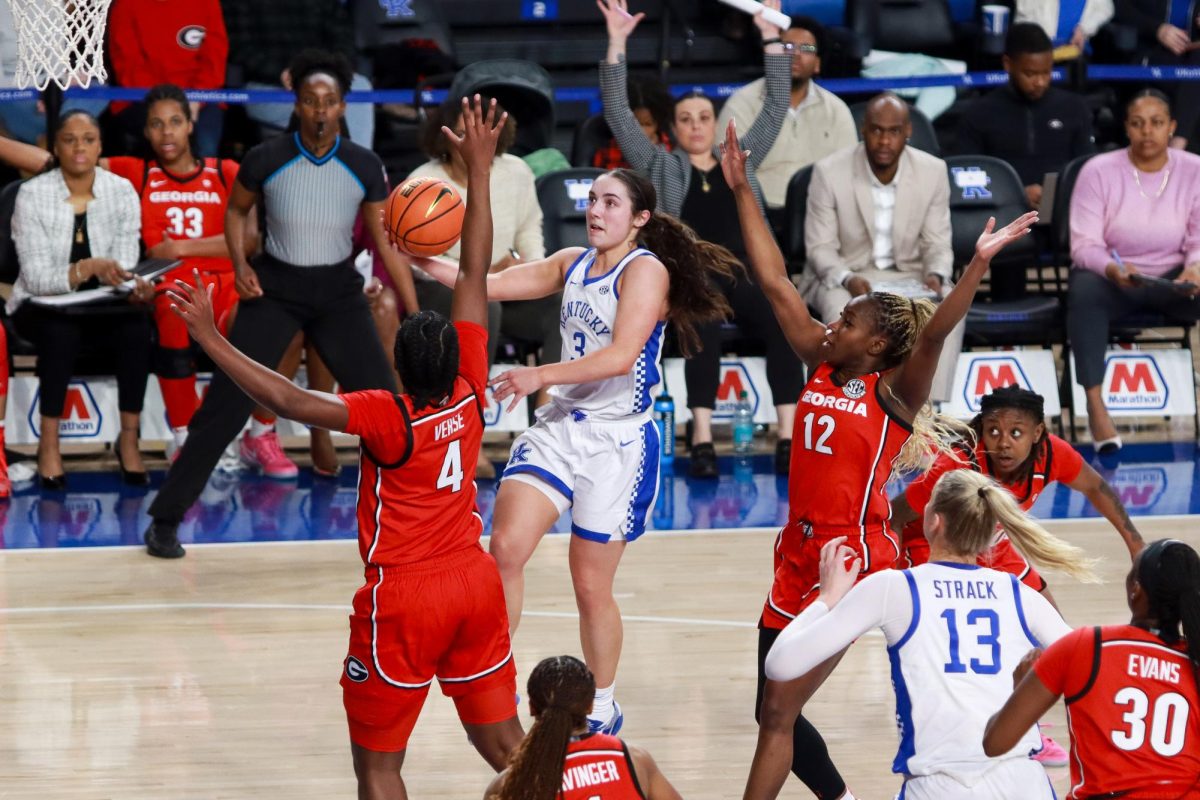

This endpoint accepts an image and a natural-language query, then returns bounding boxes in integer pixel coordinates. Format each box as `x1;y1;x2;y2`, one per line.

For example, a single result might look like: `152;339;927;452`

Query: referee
144;50;418;558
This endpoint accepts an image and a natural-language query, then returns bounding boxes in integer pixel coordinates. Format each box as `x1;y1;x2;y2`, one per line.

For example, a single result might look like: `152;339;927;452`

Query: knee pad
154;346;195;379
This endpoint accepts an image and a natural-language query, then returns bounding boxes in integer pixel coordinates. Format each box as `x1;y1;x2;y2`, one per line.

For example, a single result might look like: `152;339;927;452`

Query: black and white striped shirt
236;133;388;267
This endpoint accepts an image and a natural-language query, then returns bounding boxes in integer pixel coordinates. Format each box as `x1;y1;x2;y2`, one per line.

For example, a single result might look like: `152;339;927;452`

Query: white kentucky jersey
551;247;665;422
889;563;1045;784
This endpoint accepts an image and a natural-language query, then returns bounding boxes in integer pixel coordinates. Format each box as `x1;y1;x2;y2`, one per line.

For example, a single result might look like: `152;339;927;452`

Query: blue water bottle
654;391;675;469
733;390;754;454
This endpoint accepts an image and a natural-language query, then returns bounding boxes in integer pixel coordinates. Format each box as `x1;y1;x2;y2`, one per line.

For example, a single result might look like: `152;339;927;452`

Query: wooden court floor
1;517;1196;799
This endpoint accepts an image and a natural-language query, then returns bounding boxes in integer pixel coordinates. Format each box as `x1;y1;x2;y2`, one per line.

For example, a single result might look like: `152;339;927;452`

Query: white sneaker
215;438;244;475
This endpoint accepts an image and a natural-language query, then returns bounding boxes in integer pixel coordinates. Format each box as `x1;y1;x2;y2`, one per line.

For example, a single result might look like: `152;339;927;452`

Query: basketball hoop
5;0;113;91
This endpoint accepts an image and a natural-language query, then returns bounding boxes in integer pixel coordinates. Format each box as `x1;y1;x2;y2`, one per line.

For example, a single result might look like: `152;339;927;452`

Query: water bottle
654;391;675;469
732;390;754;454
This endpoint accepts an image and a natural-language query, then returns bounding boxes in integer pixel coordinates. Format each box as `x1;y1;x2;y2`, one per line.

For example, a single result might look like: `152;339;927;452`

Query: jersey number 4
1111;687;1190;756
436;440;464;493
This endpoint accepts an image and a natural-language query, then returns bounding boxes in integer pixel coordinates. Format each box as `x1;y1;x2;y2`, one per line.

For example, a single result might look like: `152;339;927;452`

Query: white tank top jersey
550;247;666;422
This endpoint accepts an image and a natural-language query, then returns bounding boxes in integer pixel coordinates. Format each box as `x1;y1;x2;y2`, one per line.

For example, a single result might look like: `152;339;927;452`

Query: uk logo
961;356;1032;412
714;361;758;418
1103;354;1168;410
378;0;415;18
30;381;102;438
509;442;531;465
564;178;594;212
952;166;992;200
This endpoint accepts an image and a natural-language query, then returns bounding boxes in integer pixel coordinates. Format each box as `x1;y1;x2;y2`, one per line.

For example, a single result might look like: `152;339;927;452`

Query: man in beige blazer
801;93;961;401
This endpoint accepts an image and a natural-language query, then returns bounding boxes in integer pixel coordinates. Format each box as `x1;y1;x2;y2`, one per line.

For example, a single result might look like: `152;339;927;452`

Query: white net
6;0;113;91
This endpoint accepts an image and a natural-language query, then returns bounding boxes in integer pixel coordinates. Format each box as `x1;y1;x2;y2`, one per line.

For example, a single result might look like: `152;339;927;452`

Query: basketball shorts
898;759;1055;800
904;531;1046;593
500;403;660;543
341;544;517;752
761;521;902;631
154;268;239;347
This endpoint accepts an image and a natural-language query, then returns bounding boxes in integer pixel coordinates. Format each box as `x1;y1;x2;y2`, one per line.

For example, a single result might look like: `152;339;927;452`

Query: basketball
384;176;465;258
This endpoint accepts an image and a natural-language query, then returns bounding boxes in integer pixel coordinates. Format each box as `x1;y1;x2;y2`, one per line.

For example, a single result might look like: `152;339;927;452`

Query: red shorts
902;530;1047;592
153;268;238;348
341;544;517;752
761;521;902;631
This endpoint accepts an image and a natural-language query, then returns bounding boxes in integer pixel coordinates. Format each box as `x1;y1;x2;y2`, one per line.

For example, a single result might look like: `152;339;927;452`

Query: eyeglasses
796;43;818;54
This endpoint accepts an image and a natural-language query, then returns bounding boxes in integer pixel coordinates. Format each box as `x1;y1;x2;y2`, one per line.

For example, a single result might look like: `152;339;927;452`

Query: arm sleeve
111;180;143;272
1184;177;1200;266
104;157;144;190
830;100;858;148
234;146;270;194
1081;0;1116;35
196;0;229;88
1033;625;1093;698
12;187;70;296
599;59;664;173
804;160;850;289
764;571;909;681
1114;0;1167;38
340;390;410;462
1047;434;1085;484
1019;583;1073;648
715;85;756;144
221;159;241;191
454;321;490;394
1068;161;1113;274
106;0;151;87
920;164;954;280
739;53;792;169
360;156;389;204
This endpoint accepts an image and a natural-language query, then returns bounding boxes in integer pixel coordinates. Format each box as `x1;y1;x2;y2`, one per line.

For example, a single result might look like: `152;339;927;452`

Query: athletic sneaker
239;430;298;479
586;700;623;735
1033;733;1068;767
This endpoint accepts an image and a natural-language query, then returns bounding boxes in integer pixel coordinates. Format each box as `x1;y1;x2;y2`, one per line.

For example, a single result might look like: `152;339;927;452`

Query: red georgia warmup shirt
1035;625;1200;799
341;321;488;567
107;156;239;276
559;733;646;799
787;363;912;530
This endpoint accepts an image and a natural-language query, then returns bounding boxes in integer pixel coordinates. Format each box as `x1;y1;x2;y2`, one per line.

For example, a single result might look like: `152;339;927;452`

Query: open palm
597;0;644;39
974;210;1039;262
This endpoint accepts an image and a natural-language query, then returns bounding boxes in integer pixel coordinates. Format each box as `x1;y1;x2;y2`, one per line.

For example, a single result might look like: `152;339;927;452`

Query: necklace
1133;165;1171;199
74;215;84;245
698;169;710;193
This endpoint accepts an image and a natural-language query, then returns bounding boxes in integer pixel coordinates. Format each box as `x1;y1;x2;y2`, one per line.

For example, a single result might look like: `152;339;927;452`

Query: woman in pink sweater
1068;88;1200;452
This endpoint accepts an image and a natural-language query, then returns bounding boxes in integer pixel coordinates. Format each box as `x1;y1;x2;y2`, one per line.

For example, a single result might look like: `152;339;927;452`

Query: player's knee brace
154;346;196;379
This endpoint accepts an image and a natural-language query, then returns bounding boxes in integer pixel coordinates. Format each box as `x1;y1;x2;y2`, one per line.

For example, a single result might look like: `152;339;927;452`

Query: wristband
762;37;782;45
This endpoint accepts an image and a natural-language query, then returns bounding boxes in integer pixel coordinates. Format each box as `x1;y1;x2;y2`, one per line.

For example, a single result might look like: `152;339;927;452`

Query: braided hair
972;385;1048;501
394;310;460;410
489;656;596;800
1137;539;1200;676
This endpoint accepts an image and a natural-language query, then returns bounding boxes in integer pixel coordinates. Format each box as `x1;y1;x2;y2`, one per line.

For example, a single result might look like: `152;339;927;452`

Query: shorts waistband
545;401;652;426
787;520;892;538
256;252;355;272
367;543;485;575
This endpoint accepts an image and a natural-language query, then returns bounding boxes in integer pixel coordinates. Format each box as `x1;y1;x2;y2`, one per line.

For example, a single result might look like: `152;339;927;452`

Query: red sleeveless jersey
341;321;488;567
106;156;238;275
1035;625;1200;799
788;363;912;530
559;733;646;799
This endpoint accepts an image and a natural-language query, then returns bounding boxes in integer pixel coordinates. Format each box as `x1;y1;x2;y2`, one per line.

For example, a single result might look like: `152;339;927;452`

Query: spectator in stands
1016;0;1114;49
107;0;228;157
592;73;674;170
601;0;800;478
802;93;960;403
8;110;155;489
955;23;1096;211
222;0;375;147
716;15;856;225
1068;88;1200;453
1114;0;1200;149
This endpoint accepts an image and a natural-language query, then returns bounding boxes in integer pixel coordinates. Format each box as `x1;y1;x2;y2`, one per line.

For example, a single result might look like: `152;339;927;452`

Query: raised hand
754;0;784;40
167;269;219;342
597;0;644;41
441;94;509;174
718;119;750;192
489;365;545;412
974;210;1038;263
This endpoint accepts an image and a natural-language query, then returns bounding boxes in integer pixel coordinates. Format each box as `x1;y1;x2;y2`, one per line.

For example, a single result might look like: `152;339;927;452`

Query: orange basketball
384;176;465;258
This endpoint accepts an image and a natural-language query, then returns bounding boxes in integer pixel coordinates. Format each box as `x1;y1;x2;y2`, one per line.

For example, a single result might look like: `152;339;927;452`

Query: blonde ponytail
928;470;1099;582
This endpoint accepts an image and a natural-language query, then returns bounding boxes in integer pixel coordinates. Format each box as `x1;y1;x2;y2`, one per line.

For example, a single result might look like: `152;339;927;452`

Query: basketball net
5;0;113;90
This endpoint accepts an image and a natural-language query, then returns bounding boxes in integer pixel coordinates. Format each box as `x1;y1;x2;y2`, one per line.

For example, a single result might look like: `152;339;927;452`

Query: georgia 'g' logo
177;25;206;49
345;656;369;683
843;378;867;399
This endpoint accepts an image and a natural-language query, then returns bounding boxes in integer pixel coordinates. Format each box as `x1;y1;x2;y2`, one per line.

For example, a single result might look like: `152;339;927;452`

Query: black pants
149;256;396;523
13;302;152;417
756;627;847;799
1067;267;1200;388
685;275;805;415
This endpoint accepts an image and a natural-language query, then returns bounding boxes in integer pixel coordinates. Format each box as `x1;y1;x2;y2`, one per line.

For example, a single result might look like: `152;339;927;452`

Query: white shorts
500;404;660;543
897;759;1056;800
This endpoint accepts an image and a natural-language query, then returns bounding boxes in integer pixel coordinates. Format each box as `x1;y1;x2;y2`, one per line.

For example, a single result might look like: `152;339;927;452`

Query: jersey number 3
437;440;464;493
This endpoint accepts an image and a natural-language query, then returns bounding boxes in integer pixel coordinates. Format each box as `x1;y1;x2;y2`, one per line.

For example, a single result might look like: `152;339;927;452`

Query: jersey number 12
437;440;464;493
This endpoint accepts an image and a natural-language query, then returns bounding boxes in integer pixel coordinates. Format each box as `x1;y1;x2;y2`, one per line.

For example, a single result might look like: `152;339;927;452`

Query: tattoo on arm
1098;481;1141;539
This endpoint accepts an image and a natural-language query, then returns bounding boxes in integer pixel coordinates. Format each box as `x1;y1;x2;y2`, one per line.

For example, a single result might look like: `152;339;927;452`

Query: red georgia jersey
901;433;1084;543
341;321;488;567
787;363;912;529
1036;625;1200;799
560;733;646;799
107;156;238;275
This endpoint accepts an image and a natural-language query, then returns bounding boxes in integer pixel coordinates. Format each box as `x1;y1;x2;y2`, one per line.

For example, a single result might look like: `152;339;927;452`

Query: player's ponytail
394;310;460;410
927;470;1099;582
491;656;595;800
603;168;742;356
1138;539;1200;675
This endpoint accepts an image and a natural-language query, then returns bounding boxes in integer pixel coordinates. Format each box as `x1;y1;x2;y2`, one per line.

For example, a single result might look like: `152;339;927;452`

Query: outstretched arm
1068;462;1145;559
411;249;573;302
720;120;827;369
440;95;507;329
886;211;1039;415
983;665;1060;756
0;133;52;174
628;745;684;800
166;272;350;431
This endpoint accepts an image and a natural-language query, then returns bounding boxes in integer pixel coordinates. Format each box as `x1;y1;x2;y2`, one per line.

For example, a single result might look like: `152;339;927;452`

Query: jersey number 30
1111;687;1190;756
437;440;464;493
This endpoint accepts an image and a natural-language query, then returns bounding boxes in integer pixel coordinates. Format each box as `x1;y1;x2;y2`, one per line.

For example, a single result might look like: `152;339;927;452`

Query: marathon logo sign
26;381;104;439
945;351;1060;419
1070;350;1197;418
1110;467;1168;511
714;362;759;418
661;357;778;425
